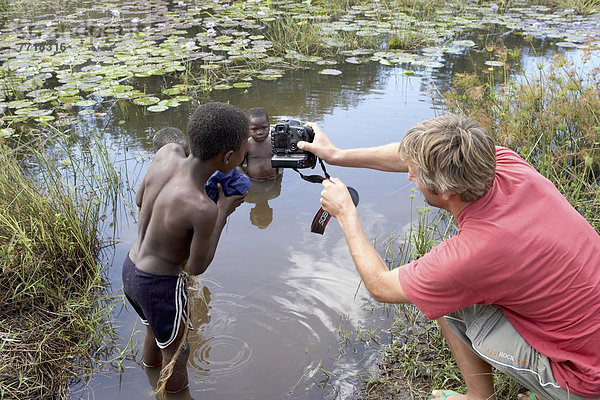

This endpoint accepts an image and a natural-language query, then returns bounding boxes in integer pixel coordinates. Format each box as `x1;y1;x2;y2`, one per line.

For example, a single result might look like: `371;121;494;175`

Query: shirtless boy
122;102;249;393
240;107;282;180
152;126;189;155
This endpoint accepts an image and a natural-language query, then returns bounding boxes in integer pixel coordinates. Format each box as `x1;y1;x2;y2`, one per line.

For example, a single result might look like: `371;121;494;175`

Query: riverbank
0;132;120;399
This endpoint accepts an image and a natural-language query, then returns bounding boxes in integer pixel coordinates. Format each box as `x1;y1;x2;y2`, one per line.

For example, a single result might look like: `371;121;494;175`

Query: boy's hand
298;123;339;164
216;183;245;217
320;177;356;220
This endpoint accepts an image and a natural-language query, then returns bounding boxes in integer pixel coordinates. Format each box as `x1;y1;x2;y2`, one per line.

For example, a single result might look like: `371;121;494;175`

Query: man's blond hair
399;115;496;202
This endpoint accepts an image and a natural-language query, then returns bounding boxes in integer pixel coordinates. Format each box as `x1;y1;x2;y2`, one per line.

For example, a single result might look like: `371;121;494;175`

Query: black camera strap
293;159;359;235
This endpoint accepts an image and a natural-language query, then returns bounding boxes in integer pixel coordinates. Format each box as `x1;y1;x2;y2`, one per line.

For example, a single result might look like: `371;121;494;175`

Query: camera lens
290;142;297;150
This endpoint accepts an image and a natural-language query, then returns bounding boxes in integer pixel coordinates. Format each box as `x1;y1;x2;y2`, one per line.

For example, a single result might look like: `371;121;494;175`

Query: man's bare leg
431;318;496;400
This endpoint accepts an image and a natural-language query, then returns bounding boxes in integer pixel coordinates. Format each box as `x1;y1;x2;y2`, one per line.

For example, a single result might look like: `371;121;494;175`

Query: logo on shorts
486;348;529;367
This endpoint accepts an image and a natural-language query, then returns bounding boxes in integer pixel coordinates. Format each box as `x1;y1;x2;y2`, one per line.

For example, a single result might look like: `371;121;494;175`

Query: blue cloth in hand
204;169;251;203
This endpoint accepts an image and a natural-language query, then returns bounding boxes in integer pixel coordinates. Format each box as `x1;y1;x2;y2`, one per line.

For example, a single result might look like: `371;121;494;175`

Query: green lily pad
133;97;160;106
147;104;169;112
319;69;342;76
213;84;233;90
232;82;252;88
0;128;16;138
484;60;505;67
75;100;97;107
35;115;55;123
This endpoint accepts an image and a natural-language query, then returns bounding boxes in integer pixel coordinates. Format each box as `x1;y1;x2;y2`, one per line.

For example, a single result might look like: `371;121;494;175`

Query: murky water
2;0;599;398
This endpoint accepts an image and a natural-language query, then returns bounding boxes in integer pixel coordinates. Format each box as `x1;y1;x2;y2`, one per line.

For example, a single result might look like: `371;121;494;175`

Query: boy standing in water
152;127;190;155
240;107;282;180
122;102;248;393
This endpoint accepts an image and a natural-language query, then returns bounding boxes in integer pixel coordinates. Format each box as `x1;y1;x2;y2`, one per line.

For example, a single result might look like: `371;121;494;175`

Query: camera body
270;119;316;169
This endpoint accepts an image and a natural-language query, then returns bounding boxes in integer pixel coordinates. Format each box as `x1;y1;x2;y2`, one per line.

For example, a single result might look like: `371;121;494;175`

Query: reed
0;129;119;399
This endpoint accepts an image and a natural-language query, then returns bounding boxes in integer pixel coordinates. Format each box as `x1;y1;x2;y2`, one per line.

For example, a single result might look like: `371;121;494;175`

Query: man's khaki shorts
444;305;598;400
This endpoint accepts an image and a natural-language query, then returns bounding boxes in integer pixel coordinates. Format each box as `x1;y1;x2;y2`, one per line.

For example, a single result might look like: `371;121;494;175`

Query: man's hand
320;177;356;220
297;122;340;164
216;183;245;217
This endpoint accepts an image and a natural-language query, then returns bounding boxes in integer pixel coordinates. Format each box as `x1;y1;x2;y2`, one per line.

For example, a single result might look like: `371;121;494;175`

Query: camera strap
293;159;359;235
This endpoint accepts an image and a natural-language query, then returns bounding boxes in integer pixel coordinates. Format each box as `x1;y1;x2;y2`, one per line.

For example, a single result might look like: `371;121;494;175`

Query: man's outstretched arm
298;123;408;173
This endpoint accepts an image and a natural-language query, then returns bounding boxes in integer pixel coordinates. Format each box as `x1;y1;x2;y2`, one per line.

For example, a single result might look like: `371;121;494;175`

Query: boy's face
249;115;269;143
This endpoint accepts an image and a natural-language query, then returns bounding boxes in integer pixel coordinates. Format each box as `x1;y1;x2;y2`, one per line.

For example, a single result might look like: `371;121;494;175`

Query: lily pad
133;97;160;106
75;100;97;107
318;69;342;76
147;104;169;112
232;82;252;88
0;128;16;138
484;60;505;67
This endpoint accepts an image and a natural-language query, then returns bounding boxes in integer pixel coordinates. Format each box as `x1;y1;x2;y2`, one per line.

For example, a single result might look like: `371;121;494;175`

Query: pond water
1;1;599;399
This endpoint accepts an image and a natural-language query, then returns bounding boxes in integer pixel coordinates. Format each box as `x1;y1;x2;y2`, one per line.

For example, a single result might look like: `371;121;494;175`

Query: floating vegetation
0;0;599;131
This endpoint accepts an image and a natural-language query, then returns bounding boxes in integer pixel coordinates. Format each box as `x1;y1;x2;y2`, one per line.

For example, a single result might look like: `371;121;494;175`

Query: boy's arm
187;185;245;275
298;123;408;173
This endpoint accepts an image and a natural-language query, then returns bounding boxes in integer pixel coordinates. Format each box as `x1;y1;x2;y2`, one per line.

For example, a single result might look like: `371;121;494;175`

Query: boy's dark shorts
444;304;597;400
122;253;189;349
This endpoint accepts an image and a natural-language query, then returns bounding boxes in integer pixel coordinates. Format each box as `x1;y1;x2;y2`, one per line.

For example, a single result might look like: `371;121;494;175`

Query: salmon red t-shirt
399;147;600;397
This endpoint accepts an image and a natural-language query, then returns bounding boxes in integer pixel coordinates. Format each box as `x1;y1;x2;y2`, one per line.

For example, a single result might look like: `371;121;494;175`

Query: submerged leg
143;326;162;368
159;320;190;393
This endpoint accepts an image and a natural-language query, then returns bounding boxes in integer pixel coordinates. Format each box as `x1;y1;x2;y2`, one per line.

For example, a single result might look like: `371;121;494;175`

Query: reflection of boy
241;107;282;180
152;127;190;155
122;102;248;393
245;176;282;229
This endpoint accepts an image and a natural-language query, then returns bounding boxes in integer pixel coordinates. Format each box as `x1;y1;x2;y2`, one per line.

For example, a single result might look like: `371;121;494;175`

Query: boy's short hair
398;114;496;202
187;102;249;160
247;107;269;121
153;127;188;153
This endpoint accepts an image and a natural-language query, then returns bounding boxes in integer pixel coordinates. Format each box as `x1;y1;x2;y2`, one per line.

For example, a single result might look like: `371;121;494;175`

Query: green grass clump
0;133;119;399
445;53;600;232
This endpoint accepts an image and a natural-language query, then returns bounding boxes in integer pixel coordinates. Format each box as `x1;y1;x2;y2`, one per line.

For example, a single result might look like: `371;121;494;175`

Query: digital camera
270;119;316;169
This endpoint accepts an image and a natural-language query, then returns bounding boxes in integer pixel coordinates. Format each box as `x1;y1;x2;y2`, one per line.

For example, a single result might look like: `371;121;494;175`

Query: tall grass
0;129;120;399
445;52;600;232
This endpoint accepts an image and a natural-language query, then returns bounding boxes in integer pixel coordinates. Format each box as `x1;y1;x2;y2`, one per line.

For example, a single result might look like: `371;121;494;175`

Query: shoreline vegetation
0;131;120;399
0;0;598;399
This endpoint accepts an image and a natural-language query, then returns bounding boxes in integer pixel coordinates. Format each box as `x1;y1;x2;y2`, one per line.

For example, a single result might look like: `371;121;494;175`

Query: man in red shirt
298;115;600;400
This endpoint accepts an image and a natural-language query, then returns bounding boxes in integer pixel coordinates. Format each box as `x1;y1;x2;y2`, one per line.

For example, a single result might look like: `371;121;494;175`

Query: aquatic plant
445;52;600;232
0;130;120;399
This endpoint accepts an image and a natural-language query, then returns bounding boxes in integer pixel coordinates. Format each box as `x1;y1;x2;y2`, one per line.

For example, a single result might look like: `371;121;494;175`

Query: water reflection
244;176;283;229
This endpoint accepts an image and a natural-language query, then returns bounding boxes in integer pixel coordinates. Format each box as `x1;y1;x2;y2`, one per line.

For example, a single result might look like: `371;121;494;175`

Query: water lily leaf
14;107;39;116
133;96;160;106
0;128;16;138
174;96;192;102
484;60;505;66
232;82;252;88
147;104;169;112
319;69;342;76
213;84;233;90
33;94;58;104
75;100;97;107
78;109;96;116
7;100;34;109
35;115;55;123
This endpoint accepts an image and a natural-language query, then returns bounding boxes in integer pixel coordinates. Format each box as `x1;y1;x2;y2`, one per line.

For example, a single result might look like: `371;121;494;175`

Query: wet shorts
122;254;189;349
444;304;597;400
